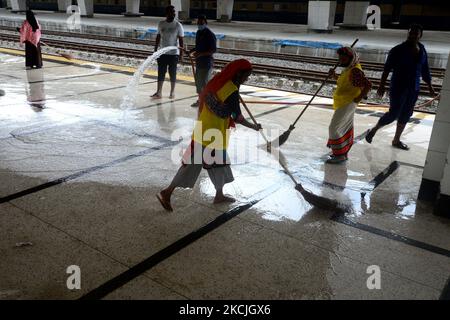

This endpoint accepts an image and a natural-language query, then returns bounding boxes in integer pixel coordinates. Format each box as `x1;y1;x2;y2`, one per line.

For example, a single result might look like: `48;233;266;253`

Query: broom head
270;125;295;148
58;52;74;60
295;184;349;213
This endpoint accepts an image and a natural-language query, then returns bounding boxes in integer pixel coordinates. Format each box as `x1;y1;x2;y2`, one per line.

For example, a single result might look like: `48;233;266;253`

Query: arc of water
120;46;179;111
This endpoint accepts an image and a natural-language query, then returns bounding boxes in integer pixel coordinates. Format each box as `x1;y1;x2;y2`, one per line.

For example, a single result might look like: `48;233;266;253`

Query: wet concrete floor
1;49;449;299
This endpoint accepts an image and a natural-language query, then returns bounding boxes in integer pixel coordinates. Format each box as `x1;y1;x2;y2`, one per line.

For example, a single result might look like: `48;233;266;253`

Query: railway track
0;30;442;96
0;26;445;77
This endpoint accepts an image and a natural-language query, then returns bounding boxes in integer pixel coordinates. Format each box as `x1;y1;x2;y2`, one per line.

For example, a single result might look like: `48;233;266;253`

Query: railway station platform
1;48;450;299
1;9;450;68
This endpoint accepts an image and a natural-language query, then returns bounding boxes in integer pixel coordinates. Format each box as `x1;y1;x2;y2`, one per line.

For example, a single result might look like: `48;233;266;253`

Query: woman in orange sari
18;10;42;69
157;59;261;211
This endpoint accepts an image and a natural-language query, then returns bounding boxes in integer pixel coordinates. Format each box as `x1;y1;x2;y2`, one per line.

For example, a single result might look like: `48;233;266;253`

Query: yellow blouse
333;63;363;110
192;80;238;150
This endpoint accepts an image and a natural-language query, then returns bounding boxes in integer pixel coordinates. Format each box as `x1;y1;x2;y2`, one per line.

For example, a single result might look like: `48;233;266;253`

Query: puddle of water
395;194;417;219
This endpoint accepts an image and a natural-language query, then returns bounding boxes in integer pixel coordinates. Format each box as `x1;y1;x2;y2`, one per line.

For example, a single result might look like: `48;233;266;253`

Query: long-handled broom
187;53;348;212
243;94;441;109
239;96;349;213
15;27;74;60
40;40;74;60
269;38;359;148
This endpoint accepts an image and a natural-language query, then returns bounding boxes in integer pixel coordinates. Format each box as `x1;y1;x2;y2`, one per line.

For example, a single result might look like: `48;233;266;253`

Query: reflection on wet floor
0;54;435;220
1;52;449;300
0;52;438;219
26;69;46;110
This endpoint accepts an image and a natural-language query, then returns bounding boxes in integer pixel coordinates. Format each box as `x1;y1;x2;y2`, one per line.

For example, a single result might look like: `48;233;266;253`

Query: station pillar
307;1;336;32
419;53;450;218
57;0;72;12
341;1;370;29
123;0;143;17
171;0;190;21
76;0;94;18
435;143;450;217
10;0;26;12
216;0;234;22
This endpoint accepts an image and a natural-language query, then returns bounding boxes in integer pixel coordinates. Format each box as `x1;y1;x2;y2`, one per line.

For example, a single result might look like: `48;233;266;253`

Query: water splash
120;46;179;111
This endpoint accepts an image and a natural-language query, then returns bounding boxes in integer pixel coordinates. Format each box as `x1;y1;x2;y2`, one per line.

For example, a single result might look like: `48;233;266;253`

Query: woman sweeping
157;59;262;211
326;47;371;164
18;10;43;69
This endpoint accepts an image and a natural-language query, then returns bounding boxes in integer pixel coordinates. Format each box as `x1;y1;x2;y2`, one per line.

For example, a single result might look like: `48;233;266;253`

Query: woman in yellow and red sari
157;59;261;211
326;47;371;164
18;10;43;69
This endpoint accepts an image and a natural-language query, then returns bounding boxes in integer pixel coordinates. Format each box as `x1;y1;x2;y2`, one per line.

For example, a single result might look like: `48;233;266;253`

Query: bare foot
213;194;236;204
169;94;175;99
156;191;173;211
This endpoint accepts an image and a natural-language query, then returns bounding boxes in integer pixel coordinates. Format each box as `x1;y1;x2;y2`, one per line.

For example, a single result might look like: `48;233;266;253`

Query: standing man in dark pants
152;5;184;99
366;24;436;150
190;15;217;107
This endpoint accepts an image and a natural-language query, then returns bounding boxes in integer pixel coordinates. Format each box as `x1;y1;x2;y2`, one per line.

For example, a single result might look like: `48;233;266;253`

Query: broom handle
239;95;298;184
239;95;270;143
290;38;359;128
188;53;196;77
275;153;298;185
180;46;196;77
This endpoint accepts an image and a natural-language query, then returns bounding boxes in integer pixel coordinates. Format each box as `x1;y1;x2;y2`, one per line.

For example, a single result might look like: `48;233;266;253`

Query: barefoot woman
157;59;261;211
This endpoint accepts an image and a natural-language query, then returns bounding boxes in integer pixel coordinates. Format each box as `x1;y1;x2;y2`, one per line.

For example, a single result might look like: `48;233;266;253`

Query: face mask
198;25;207;31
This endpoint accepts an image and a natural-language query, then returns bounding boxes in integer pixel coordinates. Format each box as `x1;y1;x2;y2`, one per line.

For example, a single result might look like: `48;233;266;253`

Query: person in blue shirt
190;15;217;107
366;24;436;150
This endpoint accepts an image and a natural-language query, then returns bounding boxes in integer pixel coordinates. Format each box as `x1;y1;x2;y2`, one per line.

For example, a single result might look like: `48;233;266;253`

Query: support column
307;1;337;32
76;0;93;18
341;1;370;29
123;0;143;17
217;0;234;22
6;0;12;9
435;145;450;217
419;53;450;208
10;0;26;12
171;0;190;21
57;0;72;12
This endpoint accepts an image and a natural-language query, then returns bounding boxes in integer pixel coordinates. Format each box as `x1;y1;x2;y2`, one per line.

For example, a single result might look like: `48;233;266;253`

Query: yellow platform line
0;47;437;120
0;47;195;82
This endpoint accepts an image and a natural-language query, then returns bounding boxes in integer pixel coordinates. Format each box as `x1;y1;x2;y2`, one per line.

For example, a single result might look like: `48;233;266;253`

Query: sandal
156;192;173;211
392;141;410;150
325;155;347;164
151;93;162;99
365;129;375;144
